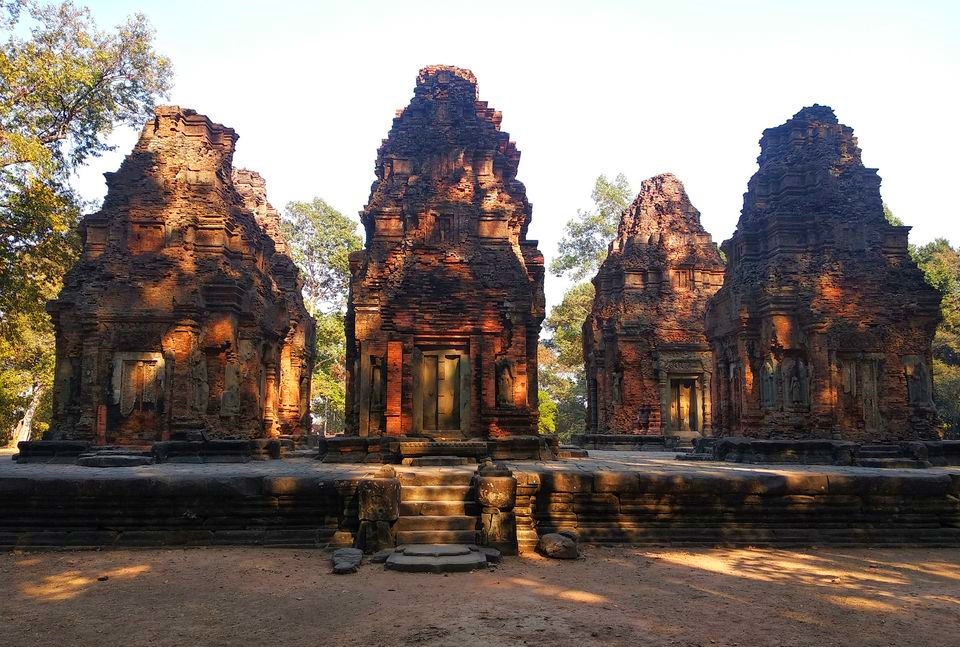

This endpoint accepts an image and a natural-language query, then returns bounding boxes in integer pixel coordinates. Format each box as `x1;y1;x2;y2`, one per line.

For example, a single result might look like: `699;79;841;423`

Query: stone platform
0;449;958;550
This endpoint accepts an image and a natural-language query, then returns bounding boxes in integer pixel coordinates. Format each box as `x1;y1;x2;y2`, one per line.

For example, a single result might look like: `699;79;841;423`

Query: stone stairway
856;444;930;469
395;469;481;545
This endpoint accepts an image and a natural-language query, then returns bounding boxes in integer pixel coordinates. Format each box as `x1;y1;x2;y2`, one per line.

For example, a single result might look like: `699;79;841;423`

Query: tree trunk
13;384;44;446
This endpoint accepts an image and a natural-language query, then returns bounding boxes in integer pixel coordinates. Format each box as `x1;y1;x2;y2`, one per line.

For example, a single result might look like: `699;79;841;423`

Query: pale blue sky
72;0;960;309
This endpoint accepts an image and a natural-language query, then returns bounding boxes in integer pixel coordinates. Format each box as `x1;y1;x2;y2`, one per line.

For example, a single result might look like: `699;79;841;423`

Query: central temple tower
345;66;545;441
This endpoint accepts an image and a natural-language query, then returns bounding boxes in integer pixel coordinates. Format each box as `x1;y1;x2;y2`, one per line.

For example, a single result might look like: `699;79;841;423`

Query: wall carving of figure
783;357;809;408
612;368;623;405
904;356;933;406
729;362;742;421
496;359;514;408
190;349;208;415
761;357;779;409
636;405;651;431
370;356;385;409
220;360;241;417
861;359;882;430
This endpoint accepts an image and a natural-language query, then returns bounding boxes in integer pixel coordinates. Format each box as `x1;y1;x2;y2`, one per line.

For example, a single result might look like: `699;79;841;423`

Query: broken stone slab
537;532;579;559
371;548;397;564
332;547;363;574
385;544;488;573
468;545;503;564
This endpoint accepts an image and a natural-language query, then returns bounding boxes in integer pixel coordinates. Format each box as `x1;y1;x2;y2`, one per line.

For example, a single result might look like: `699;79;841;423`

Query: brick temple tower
46;107;315;445
583;174;725;446
705;105;941;441
345;65;545;441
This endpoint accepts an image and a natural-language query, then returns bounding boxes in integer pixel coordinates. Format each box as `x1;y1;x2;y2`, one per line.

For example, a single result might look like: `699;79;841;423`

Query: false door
413;348;471;438
669;378;699;432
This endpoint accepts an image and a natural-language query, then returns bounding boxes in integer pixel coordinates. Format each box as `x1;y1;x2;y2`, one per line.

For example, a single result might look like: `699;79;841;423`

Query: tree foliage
281;198;362;434
538;282;596;440
282;198;362;314
0;1;170;444
549;173;631;281
545;282;594;368
537;389;557;435
912;238;960;437
885;206;960;438
538;342;587;442
541;173;630;439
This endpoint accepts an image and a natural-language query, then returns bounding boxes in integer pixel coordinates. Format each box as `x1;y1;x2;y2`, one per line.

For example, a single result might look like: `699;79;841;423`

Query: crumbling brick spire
705;105;942;441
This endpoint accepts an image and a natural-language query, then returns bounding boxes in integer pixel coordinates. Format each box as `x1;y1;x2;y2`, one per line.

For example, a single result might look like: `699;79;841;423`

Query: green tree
883;203;905;227
549;173;631;281
545;282;594;368
282;198;362;313
538;282;596;441
541;172;630;439
884;206;960;437
281;198;362;435
537;389;557;435
912;238;960;437
538;343;587;442
0;1;170;444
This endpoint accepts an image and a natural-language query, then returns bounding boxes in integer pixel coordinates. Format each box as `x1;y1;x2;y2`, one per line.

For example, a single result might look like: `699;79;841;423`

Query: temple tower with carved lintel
46;107;315;445
583;174;725;445
705;105;941;441
345;65;545;440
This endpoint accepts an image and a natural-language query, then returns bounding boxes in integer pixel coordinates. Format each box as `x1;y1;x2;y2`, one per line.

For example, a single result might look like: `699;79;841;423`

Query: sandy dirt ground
1;546;958;647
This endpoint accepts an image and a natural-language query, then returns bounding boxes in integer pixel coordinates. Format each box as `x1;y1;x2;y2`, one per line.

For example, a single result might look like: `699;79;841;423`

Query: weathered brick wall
705;106;941;441
0;474;355;549
515;468;960;546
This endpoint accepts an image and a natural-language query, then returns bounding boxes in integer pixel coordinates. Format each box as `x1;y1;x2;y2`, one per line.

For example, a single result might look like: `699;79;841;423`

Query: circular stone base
385;544;489;573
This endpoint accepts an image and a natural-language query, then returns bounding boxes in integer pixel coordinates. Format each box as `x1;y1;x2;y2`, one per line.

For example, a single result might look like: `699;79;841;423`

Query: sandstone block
536;533;579;559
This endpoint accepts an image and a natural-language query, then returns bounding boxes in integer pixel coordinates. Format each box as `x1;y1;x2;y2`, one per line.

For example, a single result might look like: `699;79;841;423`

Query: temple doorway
421;351;461;432
669;378;699;432
414;347;471;437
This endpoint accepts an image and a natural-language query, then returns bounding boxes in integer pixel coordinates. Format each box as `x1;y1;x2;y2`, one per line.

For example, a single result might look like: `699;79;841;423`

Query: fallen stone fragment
331;548;363;574
557;529;580;543
371;548;396;564
537;533;579;559
469;545;502;564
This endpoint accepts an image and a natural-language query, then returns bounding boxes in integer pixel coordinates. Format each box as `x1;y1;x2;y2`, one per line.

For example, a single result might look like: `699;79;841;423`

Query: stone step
400;485;474;502
401;456;476;466
400;501;481;517
395;515;479;532
858;447;904;457
857;458;930;469
385;544;489;573
76;454;154;467
397;471;476;487
79;447;153;457
557;446;589;459
395;530;481;545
